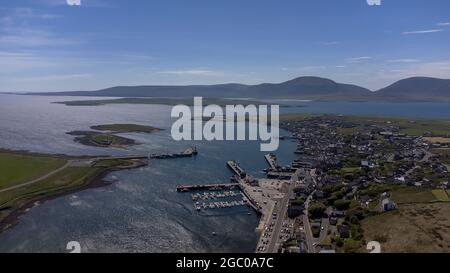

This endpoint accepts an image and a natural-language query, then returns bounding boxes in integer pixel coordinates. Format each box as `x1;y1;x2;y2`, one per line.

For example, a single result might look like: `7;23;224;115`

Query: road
303;169;319;253
0;151;172;194
0;160;73;193
265;170;299;253
421;149;433;162
404;149;434;177
303;192;315;253
314;218;330;245
250;166;326;253
266;186;290;252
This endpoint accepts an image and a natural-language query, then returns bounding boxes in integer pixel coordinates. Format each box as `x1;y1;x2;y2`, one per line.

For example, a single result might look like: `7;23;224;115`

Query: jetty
264;153;279;170
94;147;198;162
149;146;198;159
176;183;240;192
226;160;247;178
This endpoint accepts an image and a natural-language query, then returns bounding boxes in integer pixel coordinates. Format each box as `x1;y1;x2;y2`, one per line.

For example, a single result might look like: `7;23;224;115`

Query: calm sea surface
0;94;449;253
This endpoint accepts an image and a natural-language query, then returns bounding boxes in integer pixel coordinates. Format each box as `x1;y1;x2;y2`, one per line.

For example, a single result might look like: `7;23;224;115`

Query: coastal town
178;114;450;253
2;115;450;253
277;114;450;253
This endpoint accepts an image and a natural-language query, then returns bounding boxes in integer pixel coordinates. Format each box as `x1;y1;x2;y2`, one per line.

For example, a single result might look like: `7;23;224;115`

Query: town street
266;169;300;253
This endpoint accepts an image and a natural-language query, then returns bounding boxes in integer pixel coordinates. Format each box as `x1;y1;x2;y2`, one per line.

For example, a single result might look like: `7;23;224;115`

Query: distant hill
248;76;370;98
28;76;450;101
374;77;450;100
31;76;372;99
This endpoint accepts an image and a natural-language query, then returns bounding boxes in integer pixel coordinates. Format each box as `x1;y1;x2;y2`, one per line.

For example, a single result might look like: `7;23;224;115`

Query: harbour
176;150;304;253
4;94;449;253
176;183;240;192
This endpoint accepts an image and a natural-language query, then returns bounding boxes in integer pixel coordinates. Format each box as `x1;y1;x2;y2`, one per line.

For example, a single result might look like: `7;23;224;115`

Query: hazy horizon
4;75;450;94
1;0;450;93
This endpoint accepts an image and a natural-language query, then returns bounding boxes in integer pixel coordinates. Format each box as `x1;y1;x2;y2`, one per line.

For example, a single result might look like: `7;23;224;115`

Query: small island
91;124;161;134
67;124;162;148
67;131;136;148
54;97;272;107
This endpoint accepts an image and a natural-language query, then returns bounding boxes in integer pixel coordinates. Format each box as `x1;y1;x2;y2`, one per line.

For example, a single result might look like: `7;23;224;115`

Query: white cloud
299;66;326;72
345;56;372;63
437;22;450;26
377;61;450;80
116;54;157;62
342;72;364;77
157;69;223;76
17;73;91;82
0;8;78;48
0;7;61;27
402;29;444;35
389;69;405;73
0;51;59;73
0;28;81;47
66;0;81;6
41;0;113;8
386;59;420;63
279;66;326;72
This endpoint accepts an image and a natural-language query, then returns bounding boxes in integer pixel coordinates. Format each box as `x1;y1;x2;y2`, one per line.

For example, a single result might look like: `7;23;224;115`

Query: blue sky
1;0;450;92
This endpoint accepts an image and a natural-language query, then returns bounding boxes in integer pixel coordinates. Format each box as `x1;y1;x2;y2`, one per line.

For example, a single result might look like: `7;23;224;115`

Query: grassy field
279;113;314;121
432;190;450;202
0;153;142;229
280;114;450;137
91;134;128;146
390;187;437;204
362;186;450;252
340;167;361;173
395;120;450;137
432;148;450;165
0;166;95;209
68;131;135;148
424;137;450;144
343;116;450;136
91;124;161;133
0;152;67;190
362;203;450;253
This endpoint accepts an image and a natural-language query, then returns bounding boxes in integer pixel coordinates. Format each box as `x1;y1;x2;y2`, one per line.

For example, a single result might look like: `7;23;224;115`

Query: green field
363;186;450;253
0;166;95;209
362;203;450;253
68;131;135;148
279;113;314;121
280;114;450;137
0;152;67;190
340;167;361;173
341;116;450;137
391;187;437;204
0;152;141;228
91;134;124;145
432;148;450;165
431;189;450;202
